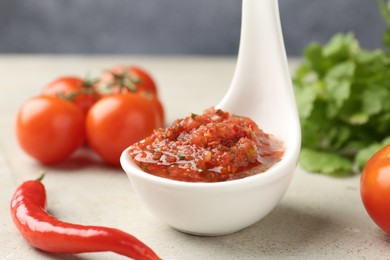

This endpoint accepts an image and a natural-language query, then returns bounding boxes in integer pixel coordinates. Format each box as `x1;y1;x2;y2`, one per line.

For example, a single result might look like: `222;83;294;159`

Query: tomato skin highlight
86;94;157;166
16;96;85;164
361;143;390;234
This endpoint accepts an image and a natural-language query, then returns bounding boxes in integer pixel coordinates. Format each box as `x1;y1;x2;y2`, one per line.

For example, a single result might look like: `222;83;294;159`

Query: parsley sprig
294;0;390;176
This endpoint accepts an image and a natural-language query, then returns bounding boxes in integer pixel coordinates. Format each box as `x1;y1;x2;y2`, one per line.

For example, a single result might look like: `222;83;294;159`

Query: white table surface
0;55;388;260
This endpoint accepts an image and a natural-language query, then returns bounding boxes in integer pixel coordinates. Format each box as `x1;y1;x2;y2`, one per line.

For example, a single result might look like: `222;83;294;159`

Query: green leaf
293;63;312;84
328;125;352;150
378;0;390;26
355;144;384;171
362;87;388;116
355;136;390;170
372;111;390;135
299;148;354;177
303;43;326;76
326;60;355;79
323;61;355;118
326;79;351;112
323;33;359;60
294;82;318;119
299;99;331;149
383;30;390;49
356;49;387;64
294;29;390;178
347;113;369;125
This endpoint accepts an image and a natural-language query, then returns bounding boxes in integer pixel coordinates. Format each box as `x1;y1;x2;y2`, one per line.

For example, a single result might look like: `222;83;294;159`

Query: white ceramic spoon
121;0;301;236
218;0;300;151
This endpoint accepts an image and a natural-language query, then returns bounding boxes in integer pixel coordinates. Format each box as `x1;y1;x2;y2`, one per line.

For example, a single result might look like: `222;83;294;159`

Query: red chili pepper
10;175;160;260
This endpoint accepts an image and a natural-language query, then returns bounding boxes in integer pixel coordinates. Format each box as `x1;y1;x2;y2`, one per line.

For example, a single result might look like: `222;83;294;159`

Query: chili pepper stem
36;171;45;182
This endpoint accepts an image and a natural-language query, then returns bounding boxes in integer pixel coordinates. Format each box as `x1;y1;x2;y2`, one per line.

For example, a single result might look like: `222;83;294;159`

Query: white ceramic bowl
120;0;301;236
120;143;298;236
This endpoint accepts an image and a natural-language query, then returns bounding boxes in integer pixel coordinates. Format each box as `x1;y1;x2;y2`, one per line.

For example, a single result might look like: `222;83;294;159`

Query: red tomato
140;91;165;128
150;95;165;128
130;66;158;95
86;93;158;166
98;65;158;95
361;143;390;234
42;76;100;114
16;96;85;164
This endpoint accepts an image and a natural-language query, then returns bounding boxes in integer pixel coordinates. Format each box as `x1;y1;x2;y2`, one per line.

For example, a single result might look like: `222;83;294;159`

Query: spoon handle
219;0;295;126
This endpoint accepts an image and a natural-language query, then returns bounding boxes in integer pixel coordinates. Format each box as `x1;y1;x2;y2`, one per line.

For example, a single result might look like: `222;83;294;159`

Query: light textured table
0;55;388;259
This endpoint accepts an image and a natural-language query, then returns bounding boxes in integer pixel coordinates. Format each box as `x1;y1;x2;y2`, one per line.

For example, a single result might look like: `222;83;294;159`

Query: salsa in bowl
128;107;284;183
121;108;297;236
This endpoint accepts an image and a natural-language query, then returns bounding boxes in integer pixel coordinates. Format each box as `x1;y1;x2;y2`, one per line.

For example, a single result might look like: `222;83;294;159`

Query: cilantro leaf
294;32;390;176
299;148;353;177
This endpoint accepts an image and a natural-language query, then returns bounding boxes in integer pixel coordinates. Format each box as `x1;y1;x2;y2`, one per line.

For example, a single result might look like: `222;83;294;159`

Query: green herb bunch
294;0;390;176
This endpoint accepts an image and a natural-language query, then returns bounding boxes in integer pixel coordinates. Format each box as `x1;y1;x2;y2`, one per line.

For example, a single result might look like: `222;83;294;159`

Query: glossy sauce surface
129;108;284;182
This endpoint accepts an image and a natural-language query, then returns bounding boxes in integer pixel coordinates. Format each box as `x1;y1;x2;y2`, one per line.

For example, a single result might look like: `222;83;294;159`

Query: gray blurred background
0;0;385;56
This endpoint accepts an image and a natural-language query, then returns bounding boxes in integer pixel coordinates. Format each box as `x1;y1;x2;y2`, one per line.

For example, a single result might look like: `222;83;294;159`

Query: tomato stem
109;71;137;93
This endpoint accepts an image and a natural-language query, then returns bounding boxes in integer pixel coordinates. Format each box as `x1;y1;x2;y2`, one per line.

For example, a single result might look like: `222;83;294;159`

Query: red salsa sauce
128;107;284;182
